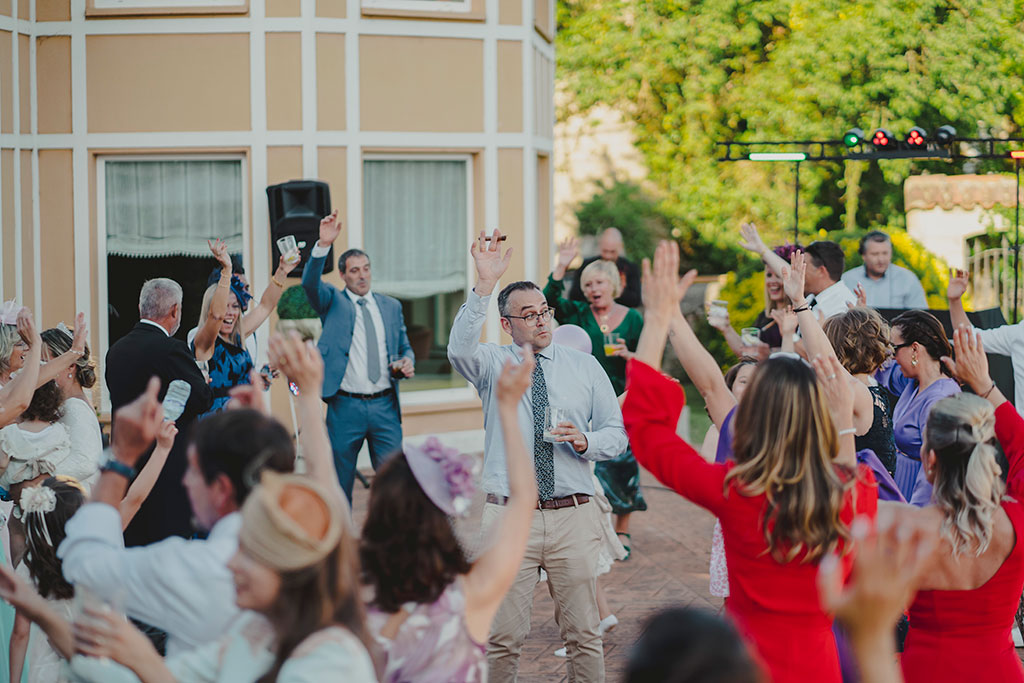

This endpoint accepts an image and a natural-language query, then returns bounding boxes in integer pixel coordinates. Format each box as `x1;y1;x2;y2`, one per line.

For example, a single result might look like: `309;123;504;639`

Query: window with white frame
90;0;246;12
363;156;471;391
99;156;247;356
361;0;471;14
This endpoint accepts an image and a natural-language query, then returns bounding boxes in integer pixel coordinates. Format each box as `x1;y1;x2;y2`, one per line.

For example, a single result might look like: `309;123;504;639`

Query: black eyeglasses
891;341;914;353
503;309;554;326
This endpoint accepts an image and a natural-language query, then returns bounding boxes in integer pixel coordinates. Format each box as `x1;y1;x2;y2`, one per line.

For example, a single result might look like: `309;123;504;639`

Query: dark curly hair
41;327;97;389
360;453;471;613
23;476;86;600
822;308;891;375
891;309;953;376
21;381;64;423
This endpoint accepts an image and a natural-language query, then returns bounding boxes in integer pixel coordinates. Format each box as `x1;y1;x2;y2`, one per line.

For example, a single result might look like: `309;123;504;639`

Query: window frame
362;152;477;406
361;0;472;15
96;152;249;413
86;0;248;17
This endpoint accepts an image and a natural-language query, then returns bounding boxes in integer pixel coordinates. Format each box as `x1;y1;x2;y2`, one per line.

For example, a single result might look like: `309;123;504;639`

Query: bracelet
272;276;284;288
793;304;812;313
101;458;136;480
981;383;997;399
838;428;856;437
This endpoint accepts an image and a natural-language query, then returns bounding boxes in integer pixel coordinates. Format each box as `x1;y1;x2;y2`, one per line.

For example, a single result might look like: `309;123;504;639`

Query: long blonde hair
926;394;1004;556
198;284;243;348
726;357;855;563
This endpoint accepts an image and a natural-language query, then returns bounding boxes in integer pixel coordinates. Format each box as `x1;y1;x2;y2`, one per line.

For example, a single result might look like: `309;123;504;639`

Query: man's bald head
599;227;624;261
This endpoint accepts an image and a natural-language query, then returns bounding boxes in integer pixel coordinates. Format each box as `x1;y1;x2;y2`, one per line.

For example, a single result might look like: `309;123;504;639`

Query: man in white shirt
448;230;627;682
58;333;342;657
841;231;927;309
740;224;856;320
302;210;416;500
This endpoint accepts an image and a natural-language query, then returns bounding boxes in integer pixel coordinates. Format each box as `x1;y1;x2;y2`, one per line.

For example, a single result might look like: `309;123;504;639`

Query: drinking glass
543;406;567;443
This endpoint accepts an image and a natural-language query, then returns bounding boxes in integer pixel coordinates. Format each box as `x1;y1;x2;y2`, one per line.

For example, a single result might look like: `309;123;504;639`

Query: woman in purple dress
876;310;960;505
360;348;538;683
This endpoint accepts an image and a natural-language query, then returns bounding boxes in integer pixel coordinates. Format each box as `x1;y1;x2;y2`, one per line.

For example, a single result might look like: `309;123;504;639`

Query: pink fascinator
552;324;592;354
405;437;480;516
0;301;20;326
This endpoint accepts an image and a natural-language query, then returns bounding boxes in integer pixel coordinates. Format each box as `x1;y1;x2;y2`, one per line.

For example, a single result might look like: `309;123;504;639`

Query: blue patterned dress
193;336;254;416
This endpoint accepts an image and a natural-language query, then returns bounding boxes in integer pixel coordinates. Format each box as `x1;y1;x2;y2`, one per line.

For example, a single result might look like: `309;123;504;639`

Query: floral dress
193;336;254;416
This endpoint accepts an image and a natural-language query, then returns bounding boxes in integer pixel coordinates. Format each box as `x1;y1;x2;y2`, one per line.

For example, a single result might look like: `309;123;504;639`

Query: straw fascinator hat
238;471;345;572
405;437;480;517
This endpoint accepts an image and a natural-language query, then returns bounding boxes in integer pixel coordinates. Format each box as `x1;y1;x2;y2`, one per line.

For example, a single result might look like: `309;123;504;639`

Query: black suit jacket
105;321;213;546
568;255;642;308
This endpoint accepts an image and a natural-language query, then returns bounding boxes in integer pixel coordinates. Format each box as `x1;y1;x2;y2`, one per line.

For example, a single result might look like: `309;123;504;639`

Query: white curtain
105;160;244;258
363;159;467;299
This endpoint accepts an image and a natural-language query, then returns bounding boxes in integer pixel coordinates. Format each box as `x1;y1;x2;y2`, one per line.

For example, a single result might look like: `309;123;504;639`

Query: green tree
557;0;1024;252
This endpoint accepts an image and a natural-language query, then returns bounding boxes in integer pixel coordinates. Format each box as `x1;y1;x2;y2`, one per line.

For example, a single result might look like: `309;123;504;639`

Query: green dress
543;276;647;515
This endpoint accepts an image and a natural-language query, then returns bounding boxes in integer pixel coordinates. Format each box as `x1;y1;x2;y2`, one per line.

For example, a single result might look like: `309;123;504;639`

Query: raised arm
464;346;538;642
0;562;74;660
940;327;1023;488
544;238;582;320
784;252;872;436
739;222;790;279
119;419;177;529
36;312;88;387
241;251;299;339
946;269;970;332
447;230;513;385
302;209;343;316
0;308;42;426
268;332;347;513
632;243;734;427
193;239;235;361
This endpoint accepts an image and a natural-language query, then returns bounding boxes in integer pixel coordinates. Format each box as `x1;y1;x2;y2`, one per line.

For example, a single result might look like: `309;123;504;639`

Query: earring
67;373;73;379
911;354;918;367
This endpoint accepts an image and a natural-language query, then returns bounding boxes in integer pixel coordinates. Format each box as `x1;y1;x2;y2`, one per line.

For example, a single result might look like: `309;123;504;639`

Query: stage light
843;128;865;148
747;152;807;162
906;127;927;148
871;129;894;149
935;125;957;144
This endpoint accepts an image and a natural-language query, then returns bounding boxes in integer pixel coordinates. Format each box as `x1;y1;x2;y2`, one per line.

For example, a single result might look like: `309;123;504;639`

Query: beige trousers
482;500;605;682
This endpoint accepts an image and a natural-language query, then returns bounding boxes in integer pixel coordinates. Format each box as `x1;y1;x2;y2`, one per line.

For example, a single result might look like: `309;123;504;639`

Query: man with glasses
448;229;627;682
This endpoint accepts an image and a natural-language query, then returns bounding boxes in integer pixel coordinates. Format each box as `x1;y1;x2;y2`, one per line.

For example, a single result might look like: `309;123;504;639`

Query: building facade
0;0;555;440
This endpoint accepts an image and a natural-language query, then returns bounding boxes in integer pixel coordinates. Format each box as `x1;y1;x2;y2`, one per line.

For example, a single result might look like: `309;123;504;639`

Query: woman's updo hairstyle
41;327;96;389
822;308;891;375
891;310;953;375
925;393;1002;556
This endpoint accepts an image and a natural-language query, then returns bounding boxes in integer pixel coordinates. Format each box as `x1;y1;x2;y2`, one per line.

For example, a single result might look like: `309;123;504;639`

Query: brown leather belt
486;493;590;510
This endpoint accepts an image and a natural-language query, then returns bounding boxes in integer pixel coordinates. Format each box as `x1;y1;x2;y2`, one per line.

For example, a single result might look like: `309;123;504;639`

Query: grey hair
497;281;542;317
926;393;1003;557
580;259;622;298
0;324;19;375
138;278;183;320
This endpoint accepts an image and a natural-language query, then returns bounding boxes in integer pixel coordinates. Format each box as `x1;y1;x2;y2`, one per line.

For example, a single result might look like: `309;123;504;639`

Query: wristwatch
101;448;136;480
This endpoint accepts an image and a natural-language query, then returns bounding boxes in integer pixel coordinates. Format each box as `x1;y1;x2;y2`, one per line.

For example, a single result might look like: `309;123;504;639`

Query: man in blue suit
302;209;415;500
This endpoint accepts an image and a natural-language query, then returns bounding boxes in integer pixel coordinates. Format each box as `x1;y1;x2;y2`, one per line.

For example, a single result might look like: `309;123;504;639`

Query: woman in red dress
890;327;1024;683
624;242;878;683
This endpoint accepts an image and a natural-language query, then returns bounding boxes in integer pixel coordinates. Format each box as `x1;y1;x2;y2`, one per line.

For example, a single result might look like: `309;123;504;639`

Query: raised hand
278;250;300;276
155;420;178;451
641;240;696;321
739;222;768;256
812;354;853;432
553;237;579;280
71;312;88;356
269;332;324;396
497;344;534;408
941;327;993;396
208;238;232;271
110;377;162;467
853;282;867;308
947;268;969;300
471;229;513;295
15;307;38;348
318;209;342;247
769;306;798;337
781;250;807;304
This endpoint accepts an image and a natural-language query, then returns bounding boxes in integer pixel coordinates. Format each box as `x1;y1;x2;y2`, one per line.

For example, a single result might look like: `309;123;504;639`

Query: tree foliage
557;0;1024;246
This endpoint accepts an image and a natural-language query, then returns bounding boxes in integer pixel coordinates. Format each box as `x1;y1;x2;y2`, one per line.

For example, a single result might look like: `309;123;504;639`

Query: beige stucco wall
86;34;251;132
360;36;484;133
39;150;76;325
37;36;72;134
